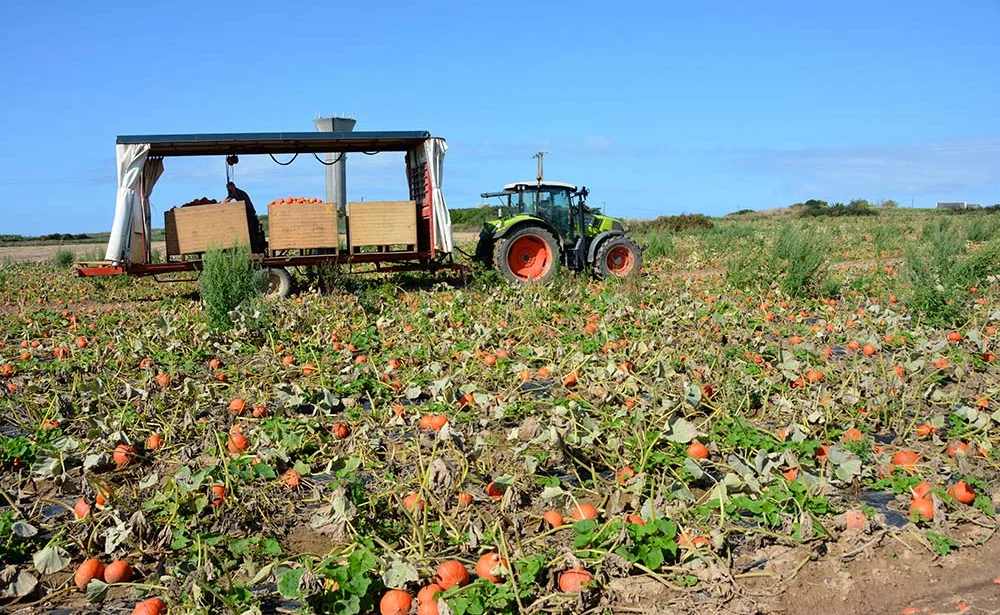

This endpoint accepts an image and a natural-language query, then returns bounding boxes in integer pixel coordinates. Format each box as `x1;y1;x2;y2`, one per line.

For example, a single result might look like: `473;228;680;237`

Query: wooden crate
164;201;253;258
347;201;417;253
268;201;340;255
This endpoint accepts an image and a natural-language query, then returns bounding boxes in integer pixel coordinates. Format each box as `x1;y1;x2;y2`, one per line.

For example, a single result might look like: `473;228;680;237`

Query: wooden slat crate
347;201;417;253
268;201;340;255
164;201;253;258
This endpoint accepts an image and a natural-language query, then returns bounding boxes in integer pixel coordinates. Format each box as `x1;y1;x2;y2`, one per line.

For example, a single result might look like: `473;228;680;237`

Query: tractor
474;162;643;284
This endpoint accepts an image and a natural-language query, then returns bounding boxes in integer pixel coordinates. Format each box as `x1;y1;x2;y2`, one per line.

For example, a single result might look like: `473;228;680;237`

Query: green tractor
474;179;643;284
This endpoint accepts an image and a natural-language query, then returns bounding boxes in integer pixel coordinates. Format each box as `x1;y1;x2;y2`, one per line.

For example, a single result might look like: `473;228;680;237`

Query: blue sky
1;0;998;235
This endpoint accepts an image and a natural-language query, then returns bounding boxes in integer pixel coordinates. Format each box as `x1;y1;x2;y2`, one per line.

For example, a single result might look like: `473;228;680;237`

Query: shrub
796;199;878;218
200;245;261;330
965;215;1000;242
726;249;770;291
629;214;714;234
53;249;75;269
634;231;674;260
904;221;998;326
770;223;828;297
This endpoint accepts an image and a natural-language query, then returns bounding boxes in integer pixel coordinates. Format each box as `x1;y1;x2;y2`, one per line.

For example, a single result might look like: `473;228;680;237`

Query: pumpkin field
2;208;1000;615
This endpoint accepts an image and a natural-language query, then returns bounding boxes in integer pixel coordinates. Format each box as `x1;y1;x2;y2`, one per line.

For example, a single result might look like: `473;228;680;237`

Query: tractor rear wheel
594;236;642;279
474;230;494;266
493;227;560;284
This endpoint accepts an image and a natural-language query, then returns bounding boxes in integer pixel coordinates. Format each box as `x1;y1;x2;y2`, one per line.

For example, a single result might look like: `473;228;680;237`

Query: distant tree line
794;199;879;217
450;206;503;229
1;233;92;243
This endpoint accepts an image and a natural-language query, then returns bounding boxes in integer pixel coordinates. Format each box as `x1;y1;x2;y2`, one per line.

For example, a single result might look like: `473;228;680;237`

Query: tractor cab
485;181;583;240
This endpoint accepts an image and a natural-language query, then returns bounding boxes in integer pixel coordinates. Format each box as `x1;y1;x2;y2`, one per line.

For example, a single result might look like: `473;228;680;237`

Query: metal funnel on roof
314;115;357;208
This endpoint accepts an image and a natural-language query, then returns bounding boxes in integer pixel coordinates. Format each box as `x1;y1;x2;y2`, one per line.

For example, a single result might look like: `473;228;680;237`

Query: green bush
965;215;1000;242
770;223;828;297
200;245;261;330
904;221;998;325
726;249;770;291
53;249;75;269
634;231;674;260
796;199;878;218
629;214;714;234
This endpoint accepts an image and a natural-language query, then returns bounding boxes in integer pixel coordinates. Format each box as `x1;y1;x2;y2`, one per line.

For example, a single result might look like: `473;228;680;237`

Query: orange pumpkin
104;560;133;583
558;567;593;593
435;559;470;590
476;552;507;582
379;589;412;615
74;558;105;590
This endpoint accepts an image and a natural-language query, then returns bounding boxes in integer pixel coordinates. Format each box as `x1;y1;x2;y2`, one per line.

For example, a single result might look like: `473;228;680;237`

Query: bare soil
0;242;167;264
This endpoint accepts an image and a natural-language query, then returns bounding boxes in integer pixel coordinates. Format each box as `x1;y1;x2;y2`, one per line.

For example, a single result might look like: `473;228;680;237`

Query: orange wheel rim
507;235;552;281
606;245;635;275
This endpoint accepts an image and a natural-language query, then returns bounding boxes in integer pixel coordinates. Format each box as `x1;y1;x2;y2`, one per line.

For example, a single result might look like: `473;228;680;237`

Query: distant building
936;201;980;210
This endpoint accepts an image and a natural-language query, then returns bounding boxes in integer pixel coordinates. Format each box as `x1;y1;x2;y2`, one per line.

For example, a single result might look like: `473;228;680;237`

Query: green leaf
85;579;109;603
382;559;419;589
277;567;306;598
33;545;70;574
254;463;277;479
260;537;282;556
642;545;664;570
665;417;698;443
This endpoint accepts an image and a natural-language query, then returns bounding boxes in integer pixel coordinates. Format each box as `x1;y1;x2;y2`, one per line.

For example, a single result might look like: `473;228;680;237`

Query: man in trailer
222;181;254;208
222;181;267;254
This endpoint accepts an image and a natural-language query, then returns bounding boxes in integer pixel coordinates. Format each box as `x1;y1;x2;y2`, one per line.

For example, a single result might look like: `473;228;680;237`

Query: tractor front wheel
493;227;560;284
594;236;642;279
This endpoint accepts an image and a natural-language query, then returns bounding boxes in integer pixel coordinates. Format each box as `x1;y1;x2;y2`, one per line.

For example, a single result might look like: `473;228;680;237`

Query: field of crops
1;209;999;615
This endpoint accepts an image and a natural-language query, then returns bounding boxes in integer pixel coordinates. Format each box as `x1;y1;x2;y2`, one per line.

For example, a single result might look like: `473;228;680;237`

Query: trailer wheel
493;226;560;284
594;236;642;279
256;267;294;298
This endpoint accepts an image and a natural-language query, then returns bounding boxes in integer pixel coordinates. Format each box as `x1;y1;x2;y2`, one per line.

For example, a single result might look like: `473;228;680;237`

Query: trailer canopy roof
116;131;432;157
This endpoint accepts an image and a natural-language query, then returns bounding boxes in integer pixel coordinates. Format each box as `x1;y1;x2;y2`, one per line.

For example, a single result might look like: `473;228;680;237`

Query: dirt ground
0;242;167;264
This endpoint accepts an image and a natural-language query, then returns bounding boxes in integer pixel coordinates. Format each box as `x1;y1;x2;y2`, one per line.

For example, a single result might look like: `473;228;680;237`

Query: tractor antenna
534;152;547;183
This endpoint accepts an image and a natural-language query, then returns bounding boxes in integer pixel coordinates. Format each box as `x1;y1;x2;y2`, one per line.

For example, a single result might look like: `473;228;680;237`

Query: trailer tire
493;226;560;284
255;267;294;298
594;236;642;279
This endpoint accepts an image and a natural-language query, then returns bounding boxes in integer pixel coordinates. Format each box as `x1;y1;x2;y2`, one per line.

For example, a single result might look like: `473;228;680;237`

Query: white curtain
425;138;452;254
139;157;164;262
105;143;151;263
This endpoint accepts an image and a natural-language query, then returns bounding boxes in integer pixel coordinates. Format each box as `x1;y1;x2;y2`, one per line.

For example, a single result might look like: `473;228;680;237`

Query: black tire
255;267;294;298
594;235;642;279
493;226;560;284
474;230;494;266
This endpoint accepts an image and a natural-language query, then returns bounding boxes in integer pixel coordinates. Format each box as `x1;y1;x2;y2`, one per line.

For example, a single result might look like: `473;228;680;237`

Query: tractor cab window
537;188;574;237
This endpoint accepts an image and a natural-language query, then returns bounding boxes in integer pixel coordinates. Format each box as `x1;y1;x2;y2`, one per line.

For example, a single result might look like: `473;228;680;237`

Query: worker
222;181;253;208
221;181;267;254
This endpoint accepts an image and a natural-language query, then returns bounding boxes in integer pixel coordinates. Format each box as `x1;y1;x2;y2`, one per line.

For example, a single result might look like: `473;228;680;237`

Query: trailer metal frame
77;130;463;282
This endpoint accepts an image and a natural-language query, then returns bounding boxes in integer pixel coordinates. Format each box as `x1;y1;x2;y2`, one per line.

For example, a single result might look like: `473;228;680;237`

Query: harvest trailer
77;131;456;295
